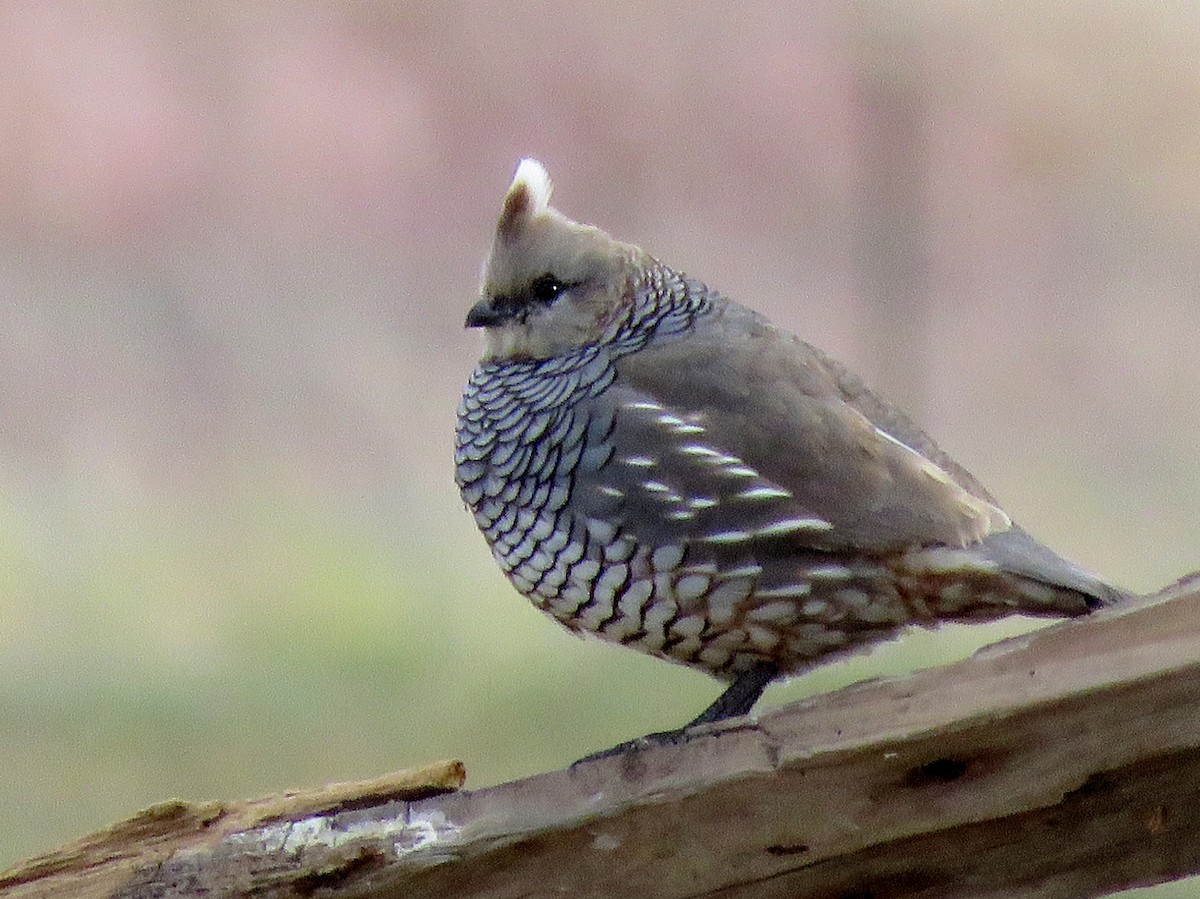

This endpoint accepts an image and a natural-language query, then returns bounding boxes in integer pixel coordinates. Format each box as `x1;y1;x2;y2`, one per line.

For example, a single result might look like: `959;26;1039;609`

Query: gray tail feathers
977;526;1127;611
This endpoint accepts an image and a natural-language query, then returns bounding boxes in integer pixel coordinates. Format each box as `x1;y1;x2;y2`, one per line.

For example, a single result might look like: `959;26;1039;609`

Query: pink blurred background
1;2;1197;876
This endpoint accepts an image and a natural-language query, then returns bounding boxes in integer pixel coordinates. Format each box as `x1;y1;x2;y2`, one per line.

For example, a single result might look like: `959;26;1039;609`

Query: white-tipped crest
512;158;552;214
496;158;555;240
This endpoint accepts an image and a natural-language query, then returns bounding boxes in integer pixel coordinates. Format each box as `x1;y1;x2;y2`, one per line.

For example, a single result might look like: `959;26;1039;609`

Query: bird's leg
575;662;778;764
686;661;778;726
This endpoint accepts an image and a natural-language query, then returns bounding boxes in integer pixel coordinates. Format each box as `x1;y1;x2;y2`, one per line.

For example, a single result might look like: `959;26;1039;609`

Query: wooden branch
0;762;467;899
5;577;1200;898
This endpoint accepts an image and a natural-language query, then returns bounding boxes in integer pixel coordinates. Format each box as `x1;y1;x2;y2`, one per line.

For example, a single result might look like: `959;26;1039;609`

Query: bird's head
467;159;645;361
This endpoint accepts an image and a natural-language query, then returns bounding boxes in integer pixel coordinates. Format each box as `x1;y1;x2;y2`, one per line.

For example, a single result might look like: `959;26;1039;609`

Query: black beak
465;297;508;328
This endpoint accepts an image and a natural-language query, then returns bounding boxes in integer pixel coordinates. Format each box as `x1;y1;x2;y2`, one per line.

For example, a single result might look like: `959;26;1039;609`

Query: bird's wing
604;305;1011;552
569;379;849;553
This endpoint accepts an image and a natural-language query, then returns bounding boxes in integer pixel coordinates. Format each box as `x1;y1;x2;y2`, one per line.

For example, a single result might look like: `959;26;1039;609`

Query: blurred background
1;2;1198;890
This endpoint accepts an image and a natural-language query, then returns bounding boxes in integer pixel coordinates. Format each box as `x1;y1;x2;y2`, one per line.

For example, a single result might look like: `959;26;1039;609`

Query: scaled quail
455;159;1124;745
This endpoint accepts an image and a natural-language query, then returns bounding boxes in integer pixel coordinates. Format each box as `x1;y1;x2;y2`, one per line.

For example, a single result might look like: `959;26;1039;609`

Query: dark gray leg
687;662;778;726
576;662;779;764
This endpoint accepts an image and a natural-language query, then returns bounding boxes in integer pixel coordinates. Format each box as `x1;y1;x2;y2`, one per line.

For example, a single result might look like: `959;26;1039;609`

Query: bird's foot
574;726;695;764
572;662;778;765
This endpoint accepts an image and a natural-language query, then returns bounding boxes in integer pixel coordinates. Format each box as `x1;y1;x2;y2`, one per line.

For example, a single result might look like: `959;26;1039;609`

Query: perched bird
455;158;1124;745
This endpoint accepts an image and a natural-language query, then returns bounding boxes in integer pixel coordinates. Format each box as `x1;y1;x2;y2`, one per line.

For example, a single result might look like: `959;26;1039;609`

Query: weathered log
5;577;1199;898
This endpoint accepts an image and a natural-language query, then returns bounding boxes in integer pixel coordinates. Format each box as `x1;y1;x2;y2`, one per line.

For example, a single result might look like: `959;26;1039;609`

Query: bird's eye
529;274;565;304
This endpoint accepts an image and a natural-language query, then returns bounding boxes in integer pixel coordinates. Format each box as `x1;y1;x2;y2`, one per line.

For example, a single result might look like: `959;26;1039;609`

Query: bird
455;158;1125;751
